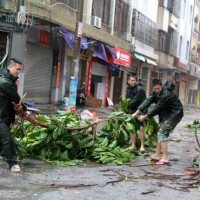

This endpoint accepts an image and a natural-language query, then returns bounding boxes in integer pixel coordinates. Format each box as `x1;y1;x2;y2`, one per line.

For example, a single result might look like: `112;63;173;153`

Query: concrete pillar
83;0;92;24
127;0;133;34
110;0;116;35
109;77;114;100
121;72;127;99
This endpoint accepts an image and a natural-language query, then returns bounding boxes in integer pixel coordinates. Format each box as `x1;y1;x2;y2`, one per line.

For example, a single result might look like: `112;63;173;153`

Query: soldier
126;74;147;151
132;79;183;165
0;58;26;172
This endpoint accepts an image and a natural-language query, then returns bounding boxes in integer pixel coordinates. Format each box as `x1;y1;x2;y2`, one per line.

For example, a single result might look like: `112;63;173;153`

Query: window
190;6;193;26
114;0;129;33
92;0;111;25
186;41;189;60
0;32;8;68
158;30;170;54
132;9;158;48
169;27;178;56
178;36;182;57
182;0;186;18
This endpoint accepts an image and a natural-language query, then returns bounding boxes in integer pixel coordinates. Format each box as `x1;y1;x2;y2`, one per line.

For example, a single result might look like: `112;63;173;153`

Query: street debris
30;182;98;189
99;168;200;192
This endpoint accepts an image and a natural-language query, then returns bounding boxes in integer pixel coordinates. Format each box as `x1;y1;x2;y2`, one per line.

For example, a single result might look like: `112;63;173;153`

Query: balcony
157;28;178;57
2;0;77;30
131;9;158;49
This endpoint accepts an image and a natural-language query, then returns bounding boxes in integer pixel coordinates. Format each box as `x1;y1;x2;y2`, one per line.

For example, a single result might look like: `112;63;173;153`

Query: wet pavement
0;105;200;200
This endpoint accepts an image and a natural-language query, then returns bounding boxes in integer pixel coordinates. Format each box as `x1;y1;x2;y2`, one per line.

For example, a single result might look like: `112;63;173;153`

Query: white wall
157;6;170;32
177;0;194;64
133;0;158;23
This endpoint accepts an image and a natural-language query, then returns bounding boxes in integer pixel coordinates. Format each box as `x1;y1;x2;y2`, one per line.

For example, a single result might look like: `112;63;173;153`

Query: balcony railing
131;9;158;48
157;28;178;56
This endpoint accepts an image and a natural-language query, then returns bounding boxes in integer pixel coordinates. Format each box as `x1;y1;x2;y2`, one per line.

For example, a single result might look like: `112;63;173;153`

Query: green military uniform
138;87;183;142
0;69;21;168
126;83;146;114
126;83;147;129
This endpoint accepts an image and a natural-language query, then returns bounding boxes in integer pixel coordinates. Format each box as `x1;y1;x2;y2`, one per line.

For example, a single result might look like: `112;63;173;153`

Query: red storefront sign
40;31;49;46
108;47;131;67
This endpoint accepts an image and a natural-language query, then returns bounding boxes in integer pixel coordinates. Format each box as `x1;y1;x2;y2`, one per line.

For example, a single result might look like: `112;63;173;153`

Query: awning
58;28;88;49
146;58;157;66
134;53;145;62
93;43;108;62
92;43;118;71
105;45;117;60
58;27;118;71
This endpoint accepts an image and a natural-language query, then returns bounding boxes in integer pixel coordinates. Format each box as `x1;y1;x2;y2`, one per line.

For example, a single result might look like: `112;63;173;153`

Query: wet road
0;106;200;200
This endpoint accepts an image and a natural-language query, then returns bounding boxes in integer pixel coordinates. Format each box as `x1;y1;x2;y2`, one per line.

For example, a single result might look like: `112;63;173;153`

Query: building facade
0;0;199;107
189;0;200;105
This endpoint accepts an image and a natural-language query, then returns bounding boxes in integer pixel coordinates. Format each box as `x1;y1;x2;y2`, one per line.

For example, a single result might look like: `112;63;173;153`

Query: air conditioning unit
131;37;135;45
91;16;101;29
16;12;27;24
122;32;132;42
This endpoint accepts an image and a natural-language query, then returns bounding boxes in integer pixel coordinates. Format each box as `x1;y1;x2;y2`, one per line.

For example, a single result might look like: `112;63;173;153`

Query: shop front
173;57;189;105
108;47;132;103
86;61;109;107
188;63;200;105
23;28;53;103
85;43;117;107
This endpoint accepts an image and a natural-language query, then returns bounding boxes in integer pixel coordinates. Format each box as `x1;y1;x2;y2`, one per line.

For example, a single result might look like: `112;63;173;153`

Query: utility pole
73;0;83;77
68;0;84;109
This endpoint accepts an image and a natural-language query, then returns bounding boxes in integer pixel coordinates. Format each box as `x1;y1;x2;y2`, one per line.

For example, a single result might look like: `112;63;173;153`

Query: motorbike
76;86;86;106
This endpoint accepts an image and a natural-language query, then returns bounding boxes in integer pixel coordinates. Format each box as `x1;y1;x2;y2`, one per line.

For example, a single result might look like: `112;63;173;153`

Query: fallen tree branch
141;189;157;195
195;129;200;149
153;182;190;192
30;182;97;189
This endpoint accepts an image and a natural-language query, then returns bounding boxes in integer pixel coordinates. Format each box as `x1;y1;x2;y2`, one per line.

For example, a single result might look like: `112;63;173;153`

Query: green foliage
101;110;159;148
187;120;200;130
12;110;134;166
116;98;132;113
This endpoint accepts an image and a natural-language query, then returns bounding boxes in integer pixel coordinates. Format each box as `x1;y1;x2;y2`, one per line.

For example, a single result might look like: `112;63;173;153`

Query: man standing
132;79;183;164
126;74;147;151
0;58;25;172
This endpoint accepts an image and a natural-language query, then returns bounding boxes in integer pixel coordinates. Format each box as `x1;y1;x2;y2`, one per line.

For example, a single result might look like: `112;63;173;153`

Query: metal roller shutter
24;43;53;103
92;62;107;76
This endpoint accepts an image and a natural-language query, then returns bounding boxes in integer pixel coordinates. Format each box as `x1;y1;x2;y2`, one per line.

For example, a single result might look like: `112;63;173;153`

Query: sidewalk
34;103;114;119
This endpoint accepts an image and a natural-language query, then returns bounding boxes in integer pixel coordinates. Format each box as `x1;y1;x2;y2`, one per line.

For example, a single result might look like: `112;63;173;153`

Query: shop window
141;67;148;93
0;32;8;68
91;75;102;97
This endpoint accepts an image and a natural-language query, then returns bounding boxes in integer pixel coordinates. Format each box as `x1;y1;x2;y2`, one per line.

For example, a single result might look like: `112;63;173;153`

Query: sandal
156;159;170;165
146;157;159;162
11;164;21;173
128;146;136;151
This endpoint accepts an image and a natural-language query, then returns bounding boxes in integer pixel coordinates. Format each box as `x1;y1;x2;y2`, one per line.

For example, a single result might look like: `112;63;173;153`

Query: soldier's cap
9;58;23;65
